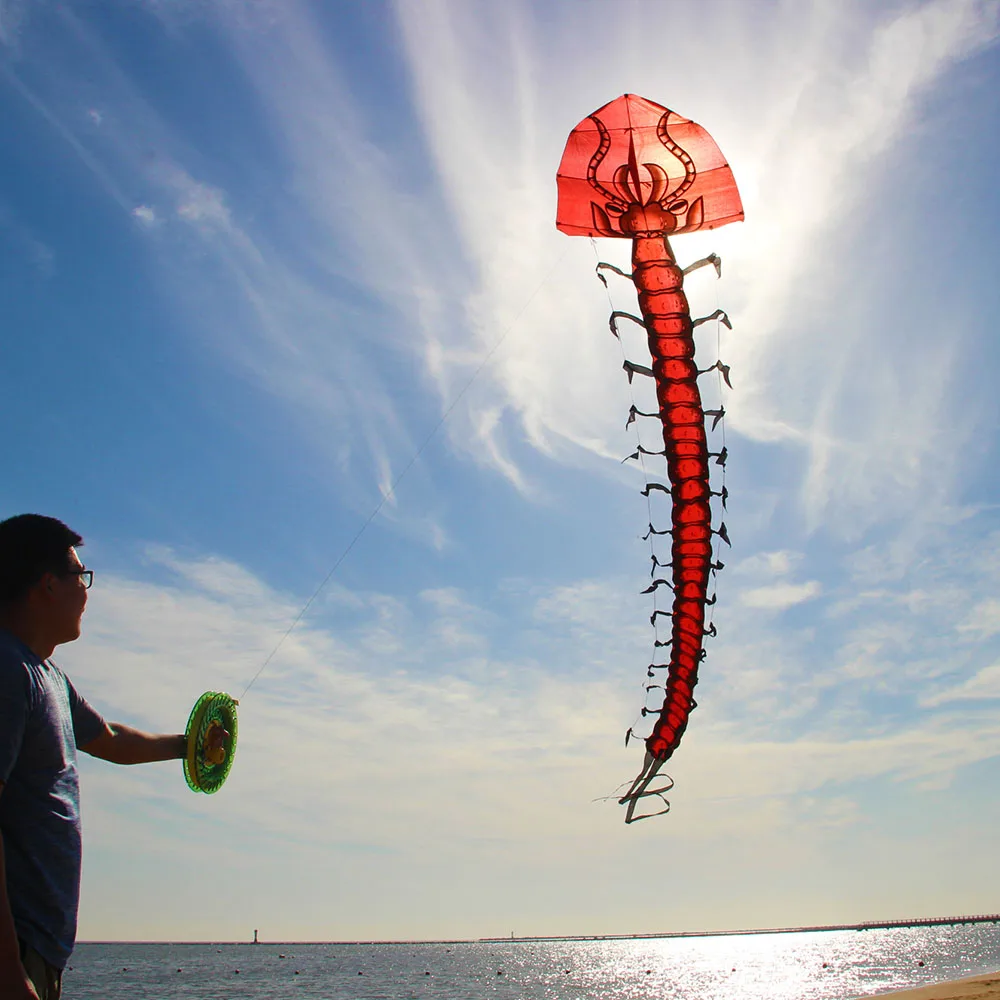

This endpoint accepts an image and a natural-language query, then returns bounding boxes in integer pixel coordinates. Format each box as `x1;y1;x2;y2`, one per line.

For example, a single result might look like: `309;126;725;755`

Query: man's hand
203;721;229;765
0;797;40;999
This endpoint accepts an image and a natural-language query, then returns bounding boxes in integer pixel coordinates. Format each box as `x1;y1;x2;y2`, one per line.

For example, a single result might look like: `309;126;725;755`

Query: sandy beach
869;971;1000;999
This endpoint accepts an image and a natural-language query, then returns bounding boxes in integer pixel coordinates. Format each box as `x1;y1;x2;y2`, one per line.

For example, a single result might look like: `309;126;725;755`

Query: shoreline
868;971;1000;999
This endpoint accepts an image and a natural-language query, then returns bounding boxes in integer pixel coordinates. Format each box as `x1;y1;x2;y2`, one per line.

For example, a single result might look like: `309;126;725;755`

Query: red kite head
556;94;743;239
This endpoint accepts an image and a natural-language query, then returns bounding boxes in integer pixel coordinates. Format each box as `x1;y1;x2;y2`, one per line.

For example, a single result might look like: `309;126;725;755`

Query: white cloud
729;551;820;610
70;553;639;896
70;544;999;816
171;172;232;228
958;597;1000;638
131;204;156;225
734;551;801;579
923;663;1000;706
741;580;822;610
64;539;1000;938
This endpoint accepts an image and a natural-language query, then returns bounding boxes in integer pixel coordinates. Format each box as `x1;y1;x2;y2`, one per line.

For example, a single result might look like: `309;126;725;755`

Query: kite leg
682;253;722;278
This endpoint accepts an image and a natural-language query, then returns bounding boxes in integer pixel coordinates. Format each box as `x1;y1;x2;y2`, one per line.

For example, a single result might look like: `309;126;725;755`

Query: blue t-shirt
0;629;106;969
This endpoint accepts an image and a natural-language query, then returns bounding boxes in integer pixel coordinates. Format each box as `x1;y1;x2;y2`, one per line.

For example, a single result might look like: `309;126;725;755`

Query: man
0;514;191;1000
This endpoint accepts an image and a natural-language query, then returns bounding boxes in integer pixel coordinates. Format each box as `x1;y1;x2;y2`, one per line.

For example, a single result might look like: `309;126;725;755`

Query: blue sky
3;0;1000;942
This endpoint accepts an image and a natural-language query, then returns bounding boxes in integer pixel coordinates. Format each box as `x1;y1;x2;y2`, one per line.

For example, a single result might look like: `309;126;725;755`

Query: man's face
43;547;89;643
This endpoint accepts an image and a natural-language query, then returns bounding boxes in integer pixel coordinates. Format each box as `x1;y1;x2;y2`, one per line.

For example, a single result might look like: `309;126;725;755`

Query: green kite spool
184;691;238;794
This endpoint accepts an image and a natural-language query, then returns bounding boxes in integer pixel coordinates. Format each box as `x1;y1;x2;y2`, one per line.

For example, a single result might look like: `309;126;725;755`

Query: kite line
239;249;570;700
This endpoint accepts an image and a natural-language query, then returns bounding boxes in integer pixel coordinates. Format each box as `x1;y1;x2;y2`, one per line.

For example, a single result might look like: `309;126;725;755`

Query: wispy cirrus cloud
393;0;999;527
9;0;995;534
0;0;28;49
1;5;450;535
0;202;54;274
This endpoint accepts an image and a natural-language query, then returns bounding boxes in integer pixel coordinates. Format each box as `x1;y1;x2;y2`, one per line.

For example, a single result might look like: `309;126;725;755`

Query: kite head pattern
556;94;743;821
556;93;743;239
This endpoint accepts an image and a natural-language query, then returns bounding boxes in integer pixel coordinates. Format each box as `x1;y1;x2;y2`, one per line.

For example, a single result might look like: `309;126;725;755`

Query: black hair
0;514;84;605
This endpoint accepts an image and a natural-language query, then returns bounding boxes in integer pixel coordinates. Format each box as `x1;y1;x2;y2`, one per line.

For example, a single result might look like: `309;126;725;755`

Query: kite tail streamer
618;752;675;823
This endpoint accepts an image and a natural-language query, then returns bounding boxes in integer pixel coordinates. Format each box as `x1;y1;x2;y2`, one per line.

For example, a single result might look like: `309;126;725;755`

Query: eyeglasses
65;569;94;590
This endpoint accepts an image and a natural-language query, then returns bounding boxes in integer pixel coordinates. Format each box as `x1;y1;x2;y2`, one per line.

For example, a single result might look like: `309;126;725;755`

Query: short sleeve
0;663;30;782
65;677;107;749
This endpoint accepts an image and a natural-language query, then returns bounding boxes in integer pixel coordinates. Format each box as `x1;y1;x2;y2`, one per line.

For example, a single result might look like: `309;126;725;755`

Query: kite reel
183;691;239;794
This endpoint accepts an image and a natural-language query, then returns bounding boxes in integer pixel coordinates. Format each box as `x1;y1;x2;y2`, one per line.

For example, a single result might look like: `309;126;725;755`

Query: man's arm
81;724;186;765
0;786;41;1000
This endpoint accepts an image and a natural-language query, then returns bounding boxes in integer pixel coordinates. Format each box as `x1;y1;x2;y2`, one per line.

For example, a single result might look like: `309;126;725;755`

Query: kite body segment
556;94;743;821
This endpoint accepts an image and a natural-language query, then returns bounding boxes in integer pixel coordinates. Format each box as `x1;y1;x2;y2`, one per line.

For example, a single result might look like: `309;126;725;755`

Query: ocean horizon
76;910;1000;946
64;923;1000;999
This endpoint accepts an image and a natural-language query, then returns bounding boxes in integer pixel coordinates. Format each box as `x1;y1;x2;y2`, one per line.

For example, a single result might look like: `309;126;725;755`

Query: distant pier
480;914;1000;944
854;915;1000;932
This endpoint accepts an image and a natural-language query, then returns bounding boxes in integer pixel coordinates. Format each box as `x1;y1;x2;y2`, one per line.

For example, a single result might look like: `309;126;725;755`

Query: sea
65;924;1000;999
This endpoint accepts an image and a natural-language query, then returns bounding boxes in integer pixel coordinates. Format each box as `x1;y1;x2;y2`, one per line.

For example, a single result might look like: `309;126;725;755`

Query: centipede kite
556;94;743;822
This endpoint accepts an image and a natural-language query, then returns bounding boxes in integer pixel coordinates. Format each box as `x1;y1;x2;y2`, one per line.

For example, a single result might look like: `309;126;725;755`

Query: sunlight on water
67;924;1000;1000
